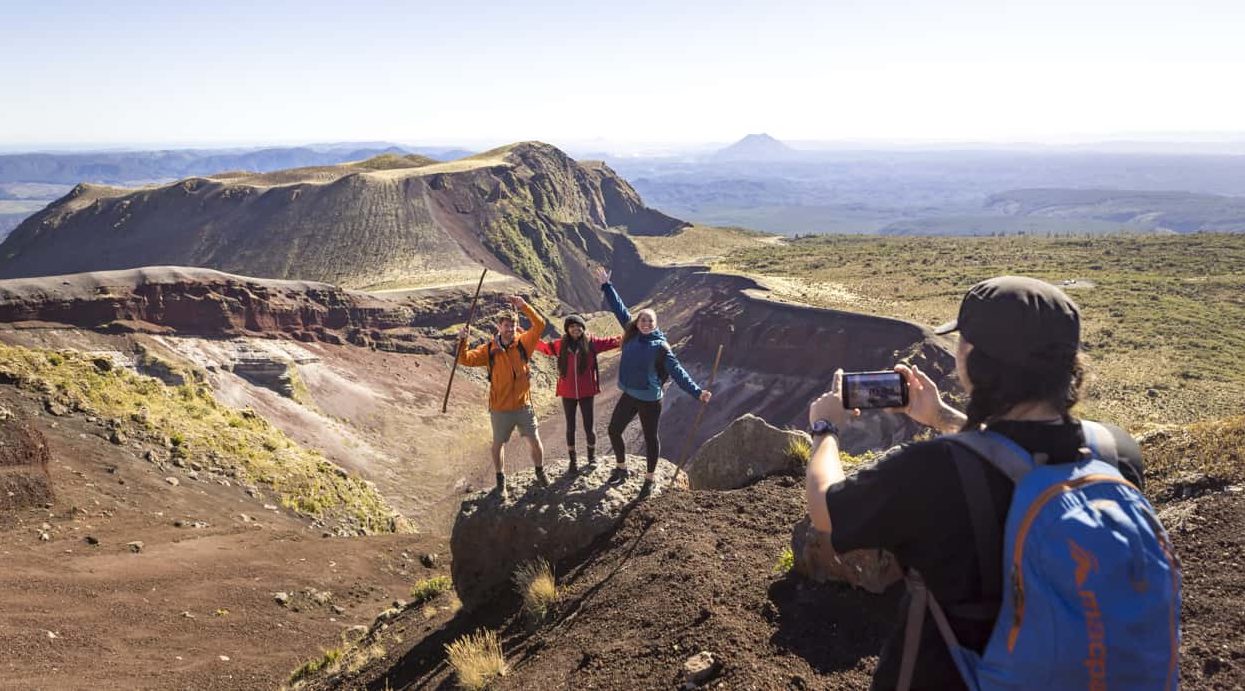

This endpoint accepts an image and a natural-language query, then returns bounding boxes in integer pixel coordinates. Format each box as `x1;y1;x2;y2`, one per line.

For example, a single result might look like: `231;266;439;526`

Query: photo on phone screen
841;370;908;410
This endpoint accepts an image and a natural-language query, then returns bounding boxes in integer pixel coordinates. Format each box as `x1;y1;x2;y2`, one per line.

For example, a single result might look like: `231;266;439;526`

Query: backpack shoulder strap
946;442;1007;606
942;431;1035;612
944;429;1034;483
1080;420;1120;467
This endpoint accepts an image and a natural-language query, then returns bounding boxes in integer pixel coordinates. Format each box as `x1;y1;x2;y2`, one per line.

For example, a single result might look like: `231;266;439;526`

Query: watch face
812;419;834;435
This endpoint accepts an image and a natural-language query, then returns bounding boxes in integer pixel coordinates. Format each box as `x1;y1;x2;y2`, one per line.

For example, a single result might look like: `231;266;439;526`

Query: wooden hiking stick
677;343;724;469
441;268;488;414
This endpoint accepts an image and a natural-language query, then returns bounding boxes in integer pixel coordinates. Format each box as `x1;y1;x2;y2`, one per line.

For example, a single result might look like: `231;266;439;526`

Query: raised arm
515;297;547;354
595;265;632;327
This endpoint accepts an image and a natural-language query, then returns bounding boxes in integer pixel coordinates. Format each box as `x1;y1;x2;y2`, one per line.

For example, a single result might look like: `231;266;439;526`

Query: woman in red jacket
536;314;621;473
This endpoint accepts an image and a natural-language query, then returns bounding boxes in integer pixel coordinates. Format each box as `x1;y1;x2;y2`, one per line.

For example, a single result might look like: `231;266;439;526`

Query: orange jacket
457;302;547;412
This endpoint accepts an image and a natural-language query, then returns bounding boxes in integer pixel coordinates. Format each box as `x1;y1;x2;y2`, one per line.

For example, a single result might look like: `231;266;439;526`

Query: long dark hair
557;332;590;377
962;345;1086;431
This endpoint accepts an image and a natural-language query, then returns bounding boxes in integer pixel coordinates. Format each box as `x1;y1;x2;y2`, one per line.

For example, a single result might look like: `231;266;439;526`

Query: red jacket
536;335;621;400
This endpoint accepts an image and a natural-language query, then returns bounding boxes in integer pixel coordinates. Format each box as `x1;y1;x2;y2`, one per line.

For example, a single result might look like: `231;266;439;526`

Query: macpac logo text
1069;539;1107;690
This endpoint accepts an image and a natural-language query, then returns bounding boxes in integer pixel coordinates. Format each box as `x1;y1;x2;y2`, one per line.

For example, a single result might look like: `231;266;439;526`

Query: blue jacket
602;282;702;400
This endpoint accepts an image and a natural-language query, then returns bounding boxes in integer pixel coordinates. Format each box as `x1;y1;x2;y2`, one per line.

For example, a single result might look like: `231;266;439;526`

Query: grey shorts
491;406;538;444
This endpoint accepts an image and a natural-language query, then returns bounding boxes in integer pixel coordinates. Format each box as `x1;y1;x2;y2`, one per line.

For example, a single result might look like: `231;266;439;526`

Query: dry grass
723;233;1245;431
785;435;812;465
630;224;776;267
1140;415;1245;501
512;558;559;622
445;629;507;690
772;546;795;575
410;576;453;605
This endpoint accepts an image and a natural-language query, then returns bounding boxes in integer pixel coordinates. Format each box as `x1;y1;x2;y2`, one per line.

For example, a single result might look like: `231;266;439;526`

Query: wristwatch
810;419;840;439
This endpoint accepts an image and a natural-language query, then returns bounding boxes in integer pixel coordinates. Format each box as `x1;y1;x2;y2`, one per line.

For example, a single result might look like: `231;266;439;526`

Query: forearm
601;283;631;325
805;435;845;533
932;404;967;435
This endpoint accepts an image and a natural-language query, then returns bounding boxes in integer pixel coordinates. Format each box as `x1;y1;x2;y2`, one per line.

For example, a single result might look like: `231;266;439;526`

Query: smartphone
841;370;908;410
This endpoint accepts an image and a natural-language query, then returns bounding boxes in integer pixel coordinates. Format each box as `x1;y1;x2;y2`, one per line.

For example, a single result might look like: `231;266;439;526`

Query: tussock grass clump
512;558;558;622
786;436;811;465
1140;415;1245;501
773;546;795;575
410;575;453;605
0;343;402;533
445;629;507;690
289;647;343;685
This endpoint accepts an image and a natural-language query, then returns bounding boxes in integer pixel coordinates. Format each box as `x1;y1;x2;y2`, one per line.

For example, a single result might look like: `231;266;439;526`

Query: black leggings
561;396;596;449
608;393;662;473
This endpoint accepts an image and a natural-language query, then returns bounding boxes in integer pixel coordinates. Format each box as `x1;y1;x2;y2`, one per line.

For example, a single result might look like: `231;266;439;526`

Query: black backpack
487;339;529;383
653;342;673;384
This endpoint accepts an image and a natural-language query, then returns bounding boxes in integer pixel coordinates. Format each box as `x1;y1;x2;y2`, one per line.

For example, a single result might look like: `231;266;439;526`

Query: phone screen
842;371;908;410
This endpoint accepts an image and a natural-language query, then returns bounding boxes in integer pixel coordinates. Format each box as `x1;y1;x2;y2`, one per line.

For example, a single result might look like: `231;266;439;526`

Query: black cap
563;314;587;330
934;276;1080;365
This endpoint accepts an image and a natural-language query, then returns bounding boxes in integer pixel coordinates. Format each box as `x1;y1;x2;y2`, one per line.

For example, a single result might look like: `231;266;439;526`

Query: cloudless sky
2;0;1243;149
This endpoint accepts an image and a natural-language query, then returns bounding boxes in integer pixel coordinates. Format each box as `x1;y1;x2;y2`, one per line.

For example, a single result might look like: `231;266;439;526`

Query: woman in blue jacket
594;265;712;494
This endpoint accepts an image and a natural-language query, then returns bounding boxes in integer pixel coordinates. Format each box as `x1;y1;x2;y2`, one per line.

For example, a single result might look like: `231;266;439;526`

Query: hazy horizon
3;0;1244;149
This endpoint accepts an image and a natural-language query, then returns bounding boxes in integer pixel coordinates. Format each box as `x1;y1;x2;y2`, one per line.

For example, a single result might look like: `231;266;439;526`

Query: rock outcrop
0;414;53;511
684;414;809;490
0;266;444;353
789;451;906;593
450;455;686;610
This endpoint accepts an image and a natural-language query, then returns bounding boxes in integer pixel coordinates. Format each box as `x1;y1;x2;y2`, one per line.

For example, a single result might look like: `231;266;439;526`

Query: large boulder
789;449;907;594
685;414;809;490
790;516;903;594
0;413;54;512
450;455;686;611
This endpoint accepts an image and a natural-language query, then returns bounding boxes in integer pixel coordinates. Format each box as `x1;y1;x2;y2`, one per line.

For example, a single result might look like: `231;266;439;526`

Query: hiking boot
638;479;654;499
582;446;596;474
534;466;550;487
495;472;508;499
607;466;629;485
567;449;578;475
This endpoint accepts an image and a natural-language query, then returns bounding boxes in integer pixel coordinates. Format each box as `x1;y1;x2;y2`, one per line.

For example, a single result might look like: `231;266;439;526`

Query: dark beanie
563;314;587;331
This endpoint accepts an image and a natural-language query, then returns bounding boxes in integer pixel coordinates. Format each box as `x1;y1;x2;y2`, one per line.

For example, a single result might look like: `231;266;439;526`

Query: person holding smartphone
804;276;1146;690
594;264;712;496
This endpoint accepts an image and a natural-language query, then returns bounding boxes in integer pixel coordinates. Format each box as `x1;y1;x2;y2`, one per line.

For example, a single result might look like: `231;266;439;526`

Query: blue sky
2;0;1243;149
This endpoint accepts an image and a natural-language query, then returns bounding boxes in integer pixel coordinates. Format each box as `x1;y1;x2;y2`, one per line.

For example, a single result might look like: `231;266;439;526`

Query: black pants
561;396;596;450
608;393;662;473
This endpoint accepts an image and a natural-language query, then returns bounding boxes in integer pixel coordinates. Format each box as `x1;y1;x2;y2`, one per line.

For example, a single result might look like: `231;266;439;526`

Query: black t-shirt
824;419;1143;691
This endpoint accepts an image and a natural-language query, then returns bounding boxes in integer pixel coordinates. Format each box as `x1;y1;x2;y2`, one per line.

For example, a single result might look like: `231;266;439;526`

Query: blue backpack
898;421;1182;691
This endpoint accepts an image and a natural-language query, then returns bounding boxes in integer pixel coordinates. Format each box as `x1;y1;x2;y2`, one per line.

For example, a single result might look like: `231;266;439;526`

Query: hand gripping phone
841;370;909;410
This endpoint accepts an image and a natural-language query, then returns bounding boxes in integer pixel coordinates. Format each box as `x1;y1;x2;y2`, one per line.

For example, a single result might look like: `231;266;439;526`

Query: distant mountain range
0;143;475;186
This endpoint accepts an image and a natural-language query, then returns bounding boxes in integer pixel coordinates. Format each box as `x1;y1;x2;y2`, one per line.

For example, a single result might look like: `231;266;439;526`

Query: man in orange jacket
457;295;548;498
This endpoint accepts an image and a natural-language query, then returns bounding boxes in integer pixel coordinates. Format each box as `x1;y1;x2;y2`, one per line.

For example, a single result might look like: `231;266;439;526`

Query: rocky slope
304;417;1245;691
0;143;685;311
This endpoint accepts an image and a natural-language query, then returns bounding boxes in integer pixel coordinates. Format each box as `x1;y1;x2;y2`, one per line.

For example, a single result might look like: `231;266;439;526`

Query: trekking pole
677;343;724;469
441;268;488;414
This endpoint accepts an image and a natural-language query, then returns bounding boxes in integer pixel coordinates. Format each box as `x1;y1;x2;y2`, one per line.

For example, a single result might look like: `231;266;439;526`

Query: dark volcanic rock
449;455;685;611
